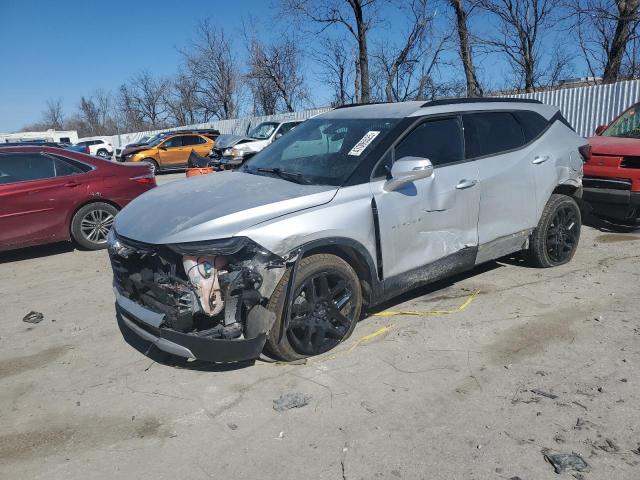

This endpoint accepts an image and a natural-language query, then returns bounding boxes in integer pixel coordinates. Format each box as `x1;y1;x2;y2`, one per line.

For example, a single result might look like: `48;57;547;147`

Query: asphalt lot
1;174;639;479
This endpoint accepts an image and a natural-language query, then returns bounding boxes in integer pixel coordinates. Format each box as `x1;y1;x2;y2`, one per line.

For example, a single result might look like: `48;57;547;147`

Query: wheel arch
552;181;581;198
298;237;378;308
68;198;122;237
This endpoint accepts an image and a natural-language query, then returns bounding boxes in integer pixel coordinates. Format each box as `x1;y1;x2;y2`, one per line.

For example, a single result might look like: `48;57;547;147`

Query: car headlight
169;237;252;255
226;148;246;158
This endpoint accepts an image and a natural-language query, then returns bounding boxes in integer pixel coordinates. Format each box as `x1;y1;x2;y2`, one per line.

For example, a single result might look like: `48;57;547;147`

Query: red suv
584;102;640;227
0;146;155;252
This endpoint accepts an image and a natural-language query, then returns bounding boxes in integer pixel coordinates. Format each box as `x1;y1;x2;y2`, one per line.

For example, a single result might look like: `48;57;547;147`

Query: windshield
145;133;167;147
603;103;640;138
243;117;399;186
248;122;279;140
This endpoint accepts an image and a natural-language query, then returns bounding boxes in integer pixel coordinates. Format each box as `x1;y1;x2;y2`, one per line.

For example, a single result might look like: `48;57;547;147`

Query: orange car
127;132;216;174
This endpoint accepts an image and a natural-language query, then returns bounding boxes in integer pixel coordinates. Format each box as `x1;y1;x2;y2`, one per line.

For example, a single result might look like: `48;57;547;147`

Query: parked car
584;101;640;228
0;141;89;154
108;99;585;363
0;146;155;252
210;120;303;170
120;130;220;174
75;138;114;158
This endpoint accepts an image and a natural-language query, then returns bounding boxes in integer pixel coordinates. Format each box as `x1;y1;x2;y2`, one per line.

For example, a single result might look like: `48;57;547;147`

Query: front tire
97;149;110;159
527;194;581;267
71;202;118;250
265;254;363;361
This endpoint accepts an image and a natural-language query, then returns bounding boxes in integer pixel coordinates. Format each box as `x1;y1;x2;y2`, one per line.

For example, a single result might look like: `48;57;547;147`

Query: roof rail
421;97;542;107
334;101;393;109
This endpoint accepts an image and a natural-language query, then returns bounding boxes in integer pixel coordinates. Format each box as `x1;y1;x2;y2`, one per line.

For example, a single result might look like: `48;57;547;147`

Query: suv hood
114;171;338;244
589;135;640;156
215;134;269;151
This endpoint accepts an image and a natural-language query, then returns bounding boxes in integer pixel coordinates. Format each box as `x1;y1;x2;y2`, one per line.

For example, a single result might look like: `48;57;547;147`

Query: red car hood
589;135;640;156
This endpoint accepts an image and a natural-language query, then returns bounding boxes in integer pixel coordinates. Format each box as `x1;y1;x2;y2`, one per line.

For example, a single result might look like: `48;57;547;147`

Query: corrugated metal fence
500;80;640;137
110;107;332;149
110;80;640;147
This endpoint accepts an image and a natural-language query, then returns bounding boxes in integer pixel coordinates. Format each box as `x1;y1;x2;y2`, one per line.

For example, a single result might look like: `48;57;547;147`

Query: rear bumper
583;187;640;221
115;290;266;363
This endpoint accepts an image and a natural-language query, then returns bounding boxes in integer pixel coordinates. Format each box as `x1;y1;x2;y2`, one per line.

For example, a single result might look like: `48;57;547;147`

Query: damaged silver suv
108;99;586;363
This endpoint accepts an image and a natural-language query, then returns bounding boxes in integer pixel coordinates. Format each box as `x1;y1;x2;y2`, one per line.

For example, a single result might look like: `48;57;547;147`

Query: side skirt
377;246;478;305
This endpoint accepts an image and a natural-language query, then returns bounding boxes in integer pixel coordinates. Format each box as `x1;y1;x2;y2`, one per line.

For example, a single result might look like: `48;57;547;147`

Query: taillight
130;174;156;185
578;144;592;163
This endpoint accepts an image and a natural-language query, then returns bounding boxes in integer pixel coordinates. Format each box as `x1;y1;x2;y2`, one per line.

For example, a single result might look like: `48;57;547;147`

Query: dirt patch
485;306;586;365
0;346;70;381
595;234;640;243
0;415;168;463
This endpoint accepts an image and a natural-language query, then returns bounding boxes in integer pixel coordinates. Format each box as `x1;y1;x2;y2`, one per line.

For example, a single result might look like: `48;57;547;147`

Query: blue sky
0;0;582;132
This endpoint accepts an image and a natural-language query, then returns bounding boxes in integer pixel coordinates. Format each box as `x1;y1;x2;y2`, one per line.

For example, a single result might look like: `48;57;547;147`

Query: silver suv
108;99;586;363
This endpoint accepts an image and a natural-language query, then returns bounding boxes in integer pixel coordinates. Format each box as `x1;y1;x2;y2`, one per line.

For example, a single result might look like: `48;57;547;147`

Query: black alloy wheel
287;269;357;356
546;205;579;263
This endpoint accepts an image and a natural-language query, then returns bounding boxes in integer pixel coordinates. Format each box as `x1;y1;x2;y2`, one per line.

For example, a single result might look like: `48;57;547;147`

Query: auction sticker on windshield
348;131;380;156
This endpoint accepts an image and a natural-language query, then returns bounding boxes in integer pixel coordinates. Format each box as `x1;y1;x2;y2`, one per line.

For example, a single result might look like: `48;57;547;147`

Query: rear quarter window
512;110;549;142
463;112;525;158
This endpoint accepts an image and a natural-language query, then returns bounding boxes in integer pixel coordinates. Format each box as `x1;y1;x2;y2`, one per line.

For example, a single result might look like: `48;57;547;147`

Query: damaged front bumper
108;230;289;363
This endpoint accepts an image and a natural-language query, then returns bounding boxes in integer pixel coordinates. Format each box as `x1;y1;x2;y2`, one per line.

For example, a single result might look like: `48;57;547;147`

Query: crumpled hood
214;134;250;149
114;171;338;244
589;135;640;156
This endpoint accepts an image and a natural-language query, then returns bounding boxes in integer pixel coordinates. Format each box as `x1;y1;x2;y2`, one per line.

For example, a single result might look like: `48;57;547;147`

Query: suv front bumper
115;288;267;363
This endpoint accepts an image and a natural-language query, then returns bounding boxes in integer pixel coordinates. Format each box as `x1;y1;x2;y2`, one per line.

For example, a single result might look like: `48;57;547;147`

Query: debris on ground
531;389;558;399
273;392;312;412
227;422;238;430
544;452;590;474
22;311;44;324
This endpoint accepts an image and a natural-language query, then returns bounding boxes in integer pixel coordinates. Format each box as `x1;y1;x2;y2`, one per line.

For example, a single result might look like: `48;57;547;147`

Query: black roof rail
421;97;542;107
334;101;393;109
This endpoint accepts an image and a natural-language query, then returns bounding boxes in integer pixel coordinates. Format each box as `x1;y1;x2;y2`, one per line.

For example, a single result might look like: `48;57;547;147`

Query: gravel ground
1;179;639;479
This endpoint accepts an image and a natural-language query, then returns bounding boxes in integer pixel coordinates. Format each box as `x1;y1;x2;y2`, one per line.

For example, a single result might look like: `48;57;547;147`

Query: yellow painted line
372;289;480;317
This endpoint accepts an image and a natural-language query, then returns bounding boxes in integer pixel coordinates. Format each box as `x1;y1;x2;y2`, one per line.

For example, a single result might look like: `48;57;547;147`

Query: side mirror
384;156;434;192
595;124;607;136
159;146;167;150
275;132;283;140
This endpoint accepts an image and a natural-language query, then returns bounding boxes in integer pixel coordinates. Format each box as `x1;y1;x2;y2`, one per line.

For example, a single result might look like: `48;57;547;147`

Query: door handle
533;155;550;164
64;180;80;188
456;179;477;190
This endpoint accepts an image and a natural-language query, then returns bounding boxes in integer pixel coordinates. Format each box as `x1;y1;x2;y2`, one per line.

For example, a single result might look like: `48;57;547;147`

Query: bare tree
312;38;356;105
247;36;307;113
472;0;558;92
165;73;200;126
567;0;640;83
42;98;65;130
117;72;169;130
282;0;379;103
181;20;241;120
374;0;438;102
449;0;483;96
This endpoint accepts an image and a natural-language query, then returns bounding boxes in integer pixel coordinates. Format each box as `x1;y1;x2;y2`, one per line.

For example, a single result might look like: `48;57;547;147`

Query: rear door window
182;135;204;146
0;153;56;184
463;112;526;158
54;157;84;177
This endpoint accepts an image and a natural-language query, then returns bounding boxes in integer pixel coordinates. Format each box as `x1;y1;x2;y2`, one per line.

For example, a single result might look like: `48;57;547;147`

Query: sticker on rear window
348;131;380;156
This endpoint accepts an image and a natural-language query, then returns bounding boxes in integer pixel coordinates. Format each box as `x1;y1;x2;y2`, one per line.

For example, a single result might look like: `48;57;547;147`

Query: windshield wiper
254;167;311;184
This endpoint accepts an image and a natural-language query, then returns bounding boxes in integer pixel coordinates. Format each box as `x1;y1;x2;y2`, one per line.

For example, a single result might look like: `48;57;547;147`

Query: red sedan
0;146;155;252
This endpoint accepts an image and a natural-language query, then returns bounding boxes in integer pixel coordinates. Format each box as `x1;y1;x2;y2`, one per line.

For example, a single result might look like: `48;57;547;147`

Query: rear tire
527;194;581;267
265;254;362;361
71;202;118;250
97;149;110;159
144;159;159;175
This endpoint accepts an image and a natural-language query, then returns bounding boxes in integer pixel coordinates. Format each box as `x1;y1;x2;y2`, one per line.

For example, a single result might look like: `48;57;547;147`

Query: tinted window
395;118;464;166
163;137;183;148
513;110;549;142
54;158;83;176
0;153;56;184
278;122;301;136
182;135;202;146
59;137;71;143
463;112;525;158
